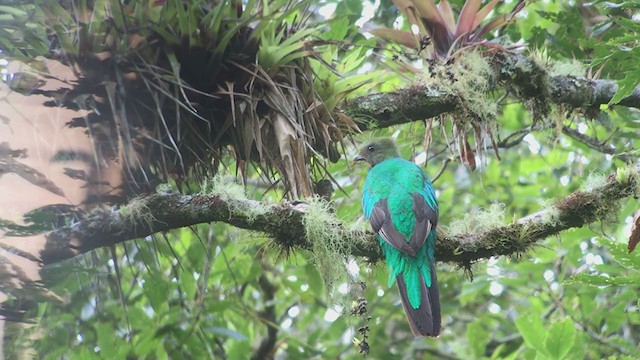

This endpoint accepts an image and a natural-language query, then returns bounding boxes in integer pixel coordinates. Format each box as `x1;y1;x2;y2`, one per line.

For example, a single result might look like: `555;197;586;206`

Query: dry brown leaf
459;137;476;171
628;210;640;253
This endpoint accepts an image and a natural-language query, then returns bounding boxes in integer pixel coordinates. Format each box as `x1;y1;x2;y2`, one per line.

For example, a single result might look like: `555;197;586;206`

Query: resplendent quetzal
355;138;441;337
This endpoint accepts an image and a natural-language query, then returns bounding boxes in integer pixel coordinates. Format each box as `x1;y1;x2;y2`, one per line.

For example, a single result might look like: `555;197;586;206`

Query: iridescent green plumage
356;138;440;337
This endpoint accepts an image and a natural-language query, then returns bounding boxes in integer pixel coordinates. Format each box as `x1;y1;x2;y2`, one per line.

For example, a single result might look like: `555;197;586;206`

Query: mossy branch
343;53;640;130
41;165;639;266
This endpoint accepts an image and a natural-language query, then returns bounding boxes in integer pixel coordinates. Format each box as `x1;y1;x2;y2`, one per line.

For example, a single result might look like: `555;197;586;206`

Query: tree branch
344;53;640;131
39;165;639;267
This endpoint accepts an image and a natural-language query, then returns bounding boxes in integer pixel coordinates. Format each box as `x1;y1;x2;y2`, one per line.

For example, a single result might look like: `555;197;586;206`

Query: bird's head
354;138;400;167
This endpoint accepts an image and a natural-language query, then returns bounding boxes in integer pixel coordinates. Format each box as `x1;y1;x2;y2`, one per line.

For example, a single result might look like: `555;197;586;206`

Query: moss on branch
41;164;639;268
343;53;640;131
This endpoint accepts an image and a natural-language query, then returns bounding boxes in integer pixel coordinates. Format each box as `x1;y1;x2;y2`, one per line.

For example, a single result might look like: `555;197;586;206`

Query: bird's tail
396;261;441;337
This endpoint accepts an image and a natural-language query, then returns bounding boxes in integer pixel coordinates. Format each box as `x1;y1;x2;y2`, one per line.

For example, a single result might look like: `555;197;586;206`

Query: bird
355;138;441;337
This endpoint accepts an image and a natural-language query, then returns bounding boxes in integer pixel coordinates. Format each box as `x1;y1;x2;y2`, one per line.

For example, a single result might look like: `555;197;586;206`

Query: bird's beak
354;154;365;163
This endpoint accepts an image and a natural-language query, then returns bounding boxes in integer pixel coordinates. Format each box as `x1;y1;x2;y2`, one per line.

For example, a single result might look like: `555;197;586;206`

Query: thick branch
40;166;639;266
344;54;640;130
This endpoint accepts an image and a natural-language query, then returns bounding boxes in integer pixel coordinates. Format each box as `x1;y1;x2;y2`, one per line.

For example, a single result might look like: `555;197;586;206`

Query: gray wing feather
370;199;416;257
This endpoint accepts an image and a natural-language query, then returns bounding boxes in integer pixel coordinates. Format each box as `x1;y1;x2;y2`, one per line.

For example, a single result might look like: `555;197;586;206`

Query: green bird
355;138;441;337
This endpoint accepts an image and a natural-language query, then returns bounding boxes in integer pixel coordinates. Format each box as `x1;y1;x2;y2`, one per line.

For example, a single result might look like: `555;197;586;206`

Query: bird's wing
370;198;417;257
408;193;438;254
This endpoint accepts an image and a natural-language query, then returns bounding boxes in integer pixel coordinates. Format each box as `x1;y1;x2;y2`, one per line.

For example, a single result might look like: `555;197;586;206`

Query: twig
562;125;632;163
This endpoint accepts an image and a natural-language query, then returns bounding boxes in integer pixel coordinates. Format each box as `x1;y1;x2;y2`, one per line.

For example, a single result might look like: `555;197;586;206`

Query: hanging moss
419;50;498;125
302;196;356;299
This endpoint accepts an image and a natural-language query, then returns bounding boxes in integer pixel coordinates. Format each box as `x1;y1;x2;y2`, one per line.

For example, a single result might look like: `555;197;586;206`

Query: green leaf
459;279;487;305
515;313;548;356
144;279;169;312
204;326;248;340
321;17;351;41
466;319;490;357
0;5;28;16
96;322;116;359
609;70;640;105
180;272;197;299
599;238;640;271
544;318;576;359
305;262;324;293
566;274;637;287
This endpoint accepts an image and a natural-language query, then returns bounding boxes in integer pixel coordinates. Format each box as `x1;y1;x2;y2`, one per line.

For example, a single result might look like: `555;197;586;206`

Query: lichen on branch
39;165;640;269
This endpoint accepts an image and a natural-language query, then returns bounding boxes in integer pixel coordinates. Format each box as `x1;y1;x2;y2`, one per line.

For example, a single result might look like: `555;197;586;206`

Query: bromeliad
355;138;441;337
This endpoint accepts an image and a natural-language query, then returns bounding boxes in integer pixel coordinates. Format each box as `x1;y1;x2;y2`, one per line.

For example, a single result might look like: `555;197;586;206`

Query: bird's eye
367;145;375;152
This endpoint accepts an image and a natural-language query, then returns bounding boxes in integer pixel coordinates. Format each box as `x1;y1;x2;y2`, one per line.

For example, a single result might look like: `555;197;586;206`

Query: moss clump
555;189;620;227
200;176;269;224
417;50;500;164
447;203;506;244
448;51;497;122
119;197;156;229
584;172;607;192
155;183;174;194
531;199;562;228
201;176;247;201
548;59;584;78
303;196;354;299
420;50;497;123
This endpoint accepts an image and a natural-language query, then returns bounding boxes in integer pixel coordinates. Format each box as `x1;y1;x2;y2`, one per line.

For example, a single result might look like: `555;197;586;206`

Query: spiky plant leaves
393;0;452;56
0;0;373;199
363;24;419;48
369;0;526;59
455;0;482;39
469;1;526;43
437;0;457;33
473;0;502;29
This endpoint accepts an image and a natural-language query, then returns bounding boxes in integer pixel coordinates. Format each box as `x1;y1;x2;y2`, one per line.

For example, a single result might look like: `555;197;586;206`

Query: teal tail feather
396;261;441;337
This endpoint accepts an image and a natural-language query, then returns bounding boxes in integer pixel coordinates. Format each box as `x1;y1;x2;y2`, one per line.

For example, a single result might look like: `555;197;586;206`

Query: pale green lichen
584;172;608;192
119;197;156;228
535;199;563;227
419;50;497;123
548;59;584;78
155;183;173;193
447;203;506;243
201;176;247;201
200;176;269;224
448;51;497;122
303;196;354;299
541;207;562;228
416;50;499;164
528;49;570;77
